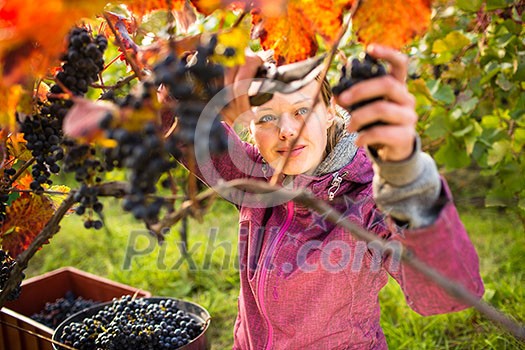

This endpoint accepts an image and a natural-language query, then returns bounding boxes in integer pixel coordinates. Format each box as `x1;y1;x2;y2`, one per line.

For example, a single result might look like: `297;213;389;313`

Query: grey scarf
314;109;358;176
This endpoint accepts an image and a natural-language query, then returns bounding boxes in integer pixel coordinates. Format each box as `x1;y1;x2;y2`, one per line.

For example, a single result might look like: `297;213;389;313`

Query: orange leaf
125;0;185;18
251;0;345;65
0;0;108;86
251;4;316;65
0;193;55;257
12;173;33;191
352;0;432;49
190;0;227;16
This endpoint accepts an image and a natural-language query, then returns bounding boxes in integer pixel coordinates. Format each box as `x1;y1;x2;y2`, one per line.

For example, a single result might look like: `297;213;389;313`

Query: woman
188;45;484;349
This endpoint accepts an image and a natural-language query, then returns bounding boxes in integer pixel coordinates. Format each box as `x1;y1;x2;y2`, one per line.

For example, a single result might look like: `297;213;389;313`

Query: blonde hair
317;77;347;156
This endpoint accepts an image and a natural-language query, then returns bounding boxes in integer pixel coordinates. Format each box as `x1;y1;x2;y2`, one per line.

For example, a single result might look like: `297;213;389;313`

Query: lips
276;145;306;157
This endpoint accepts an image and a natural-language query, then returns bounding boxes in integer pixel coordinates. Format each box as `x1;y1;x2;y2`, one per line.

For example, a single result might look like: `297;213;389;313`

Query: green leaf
425;106;449;139
465;122;483;155
513;128;525;149
486;0;512;10
452;124;474;137
432;31;471;54
481;115;501;128
456;0;483;12
496;73;513;91
7;192;20;206
433;84;455;105
487;140;511;166
480;66;501;85
458;96;479;114
434;138;470;169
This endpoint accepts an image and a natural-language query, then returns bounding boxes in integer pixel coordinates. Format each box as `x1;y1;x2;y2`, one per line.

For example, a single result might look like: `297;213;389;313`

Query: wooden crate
0;266;151;350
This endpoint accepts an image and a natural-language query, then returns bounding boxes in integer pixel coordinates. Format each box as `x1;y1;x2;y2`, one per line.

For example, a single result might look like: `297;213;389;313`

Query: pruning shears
248;54;327;106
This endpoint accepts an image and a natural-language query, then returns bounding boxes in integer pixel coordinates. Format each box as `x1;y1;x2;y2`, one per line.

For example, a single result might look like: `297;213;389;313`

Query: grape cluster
20;115;64;193
154;36;228;154
57;296;205;350
31;291;98;329
20;27;107;194
103;114;174;223
332;53;387;111
0;249;24;301
55;27;107;96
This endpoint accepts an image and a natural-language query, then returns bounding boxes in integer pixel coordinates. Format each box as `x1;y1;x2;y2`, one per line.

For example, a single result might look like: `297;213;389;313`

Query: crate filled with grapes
0;267;151;350
52;296;210;350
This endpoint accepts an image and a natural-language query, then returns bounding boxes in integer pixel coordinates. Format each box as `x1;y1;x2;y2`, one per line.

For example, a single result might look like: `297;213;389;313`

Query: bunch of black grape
60;140;105;229
0;249;24;301
154;35;228;154
54;27;107;96
20;114;64;193
332;53;387;112
57;296;205;350
31;291;98;329
102;104;175;223
21;27;107;194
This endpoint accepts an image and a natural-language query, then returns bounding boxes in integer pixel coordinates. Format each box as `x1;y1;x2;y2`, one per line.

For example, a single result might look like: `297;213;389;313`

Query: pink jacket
189;126;484;349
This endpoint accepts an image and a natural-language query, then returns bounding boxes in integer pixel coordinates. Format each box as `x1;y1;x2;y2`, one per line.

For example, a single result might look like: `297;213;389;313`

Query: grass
25;195;525;349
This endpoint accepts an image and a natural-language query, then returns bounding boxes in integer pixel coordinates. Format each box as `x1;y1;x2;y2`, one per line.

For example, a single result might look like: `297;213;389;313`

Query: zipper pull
328;171;346;201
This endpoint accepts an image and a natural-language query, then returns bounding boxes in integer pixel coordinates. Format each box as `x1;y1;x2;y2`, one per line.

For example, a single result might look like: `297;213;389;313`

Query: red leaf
251;0;346;65
1;194;55;257
353;0;432;49
62;97;116;142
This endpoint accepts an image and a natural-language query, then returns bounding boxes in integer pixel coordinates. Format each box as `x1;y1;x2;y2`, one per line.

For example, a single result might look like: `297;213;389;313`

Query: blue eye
296;107;310;116
257;114;277;124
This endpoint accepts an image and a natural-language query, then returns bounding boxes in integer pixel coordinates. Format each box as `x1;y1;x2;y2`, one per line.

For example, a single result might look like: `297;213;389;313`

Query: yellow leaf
0;84;23;131
212;27;249;67
46;185;71;211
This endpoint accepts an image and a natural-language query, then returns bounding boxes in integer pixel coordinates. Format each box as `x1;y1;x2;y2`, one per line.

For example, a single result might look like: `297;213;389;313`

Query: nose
278;113;298;140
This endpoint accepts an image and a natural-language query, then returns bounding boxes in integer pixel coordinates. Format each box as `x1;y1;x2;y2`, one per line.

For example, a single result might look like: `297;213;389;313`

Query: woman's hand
221;54;263;127
335;44;417;162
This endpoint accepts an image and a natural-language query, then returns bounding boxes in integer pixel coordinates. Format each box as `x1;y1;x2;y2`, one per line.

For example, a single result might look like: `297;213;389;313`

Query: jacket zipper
258;201;294;350
328;171;348;201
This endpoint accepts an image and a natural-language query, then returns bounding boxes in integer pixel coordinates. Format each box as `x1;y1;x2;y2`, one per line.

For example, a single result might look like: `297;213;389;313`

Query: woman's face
250;81;335;175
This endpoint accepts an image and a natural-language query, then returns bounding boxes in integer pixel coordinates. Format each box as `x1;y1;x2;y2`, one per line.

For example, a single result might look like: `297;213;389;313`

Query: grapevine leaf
212;27;250;67
0;0;107;86
190;0;236;16
487;140;510;166
432;84;455;105
0;193;55;257
456;0;483;12
125;0;186;18
6;132;31;164
12;173;33;191
103;11;140;55
252;0;345;64
434;138;470;170
352;0;431;49
46;185;71;211
62;98;118;145
0;85;23;131
432;31;471;54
